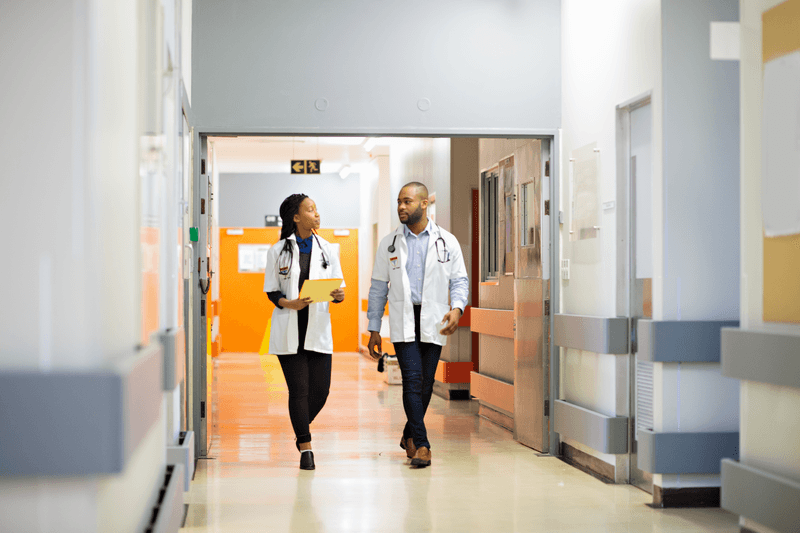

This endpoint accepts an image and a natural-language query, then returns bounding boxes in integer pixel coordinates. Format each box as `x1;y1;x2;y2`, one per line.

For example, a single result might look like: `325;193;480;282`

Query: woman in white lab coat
263;193;345;470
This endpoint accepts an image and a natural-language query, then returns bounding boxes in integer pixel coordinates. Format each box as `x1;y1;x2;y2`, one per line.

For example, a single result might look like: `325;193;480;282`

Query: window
481;168;499;279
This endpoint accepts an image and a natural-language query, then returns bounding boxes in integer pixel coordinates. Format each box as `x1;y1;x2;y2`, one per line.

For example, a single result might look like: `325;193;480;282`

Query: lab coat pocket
269;307;291;353
427;301;451;345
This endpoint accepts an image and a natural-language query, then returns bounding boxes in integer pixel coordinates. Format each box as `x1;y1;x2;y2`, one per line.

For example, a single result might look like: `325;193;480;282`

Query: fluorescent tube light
363;138;377;152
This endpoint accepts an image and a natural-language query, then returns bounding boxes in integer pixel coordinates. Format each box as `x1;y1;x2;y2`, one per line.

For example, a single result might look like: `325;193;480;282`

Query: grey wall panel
721;328;800;390
0;344;162;476
167;431;195;492
637;320;739;362
553;314;629;354
219;173;361;228
637;429;739;474
554;400;628;454
661;0;740;320
721;459;800;533
192;0;560;133
161;327;185;391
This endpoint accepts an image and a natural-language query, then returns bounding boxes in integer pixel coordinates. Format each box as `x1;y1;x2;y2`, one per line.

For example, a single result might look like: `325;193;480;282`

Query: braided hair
278;193;309;259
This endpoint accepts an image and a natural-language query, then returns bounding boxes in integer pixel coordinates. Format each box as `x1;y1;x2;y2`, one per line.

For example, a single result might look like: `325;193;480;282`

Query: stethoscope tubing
388;223;449;263
278;234;329;278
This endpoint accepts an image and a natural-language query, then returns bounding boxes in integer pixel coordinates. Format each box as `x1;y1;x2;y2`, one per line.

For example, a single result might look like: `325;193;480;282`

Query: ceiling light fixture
339;165;351;179
363;138;377;152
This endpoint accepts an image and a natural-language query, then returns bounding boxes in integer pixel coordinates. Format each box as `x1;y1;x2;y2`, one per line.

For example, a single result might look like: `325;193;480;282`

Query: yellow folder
299;278;344;303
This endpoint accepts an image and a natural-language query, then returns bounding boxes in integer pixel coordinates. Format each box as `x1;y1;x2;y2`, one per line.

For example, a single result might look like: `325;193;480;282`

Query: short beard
404;205;424;226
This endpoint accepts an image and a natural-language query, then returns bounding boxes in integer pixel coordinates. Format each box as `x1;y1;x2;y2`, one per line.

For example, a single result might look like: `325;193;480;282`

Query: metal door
191;135;214;457
513;139;551;452
628;101;654;493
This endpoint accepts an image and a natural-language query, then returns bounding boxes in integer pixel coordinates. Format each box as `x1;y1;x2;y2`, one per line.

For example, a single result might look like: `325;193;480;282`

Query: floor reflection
182;352;739;533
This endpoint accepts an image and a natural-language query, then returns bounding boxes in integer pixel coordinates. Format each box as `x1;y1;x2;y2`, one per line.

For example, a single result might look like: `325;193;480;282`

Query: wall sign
290;160;321;174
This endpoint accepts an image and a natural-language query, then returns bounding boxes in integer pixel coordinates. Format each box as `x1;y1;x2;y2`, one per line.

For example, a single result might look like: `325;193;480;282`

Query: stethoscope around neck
278;233;329;277
388;223;450;263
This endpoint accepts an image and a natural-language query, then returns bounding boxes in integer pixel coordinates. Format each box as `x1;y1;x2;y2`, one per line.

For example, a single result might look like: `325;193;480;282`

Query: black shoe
300;451;315;470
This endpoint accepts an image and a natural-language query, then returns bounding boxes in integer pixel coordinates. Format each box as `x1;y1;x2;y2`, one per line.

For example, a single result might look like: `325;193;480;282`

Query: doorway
618;95;654;492
186;133;560;459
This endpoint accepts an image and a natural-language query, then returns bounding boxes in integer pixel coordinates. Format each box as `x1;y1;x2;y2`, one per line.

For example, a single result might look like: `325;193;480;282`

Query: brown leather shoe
399;437;416;459
410;446;431;467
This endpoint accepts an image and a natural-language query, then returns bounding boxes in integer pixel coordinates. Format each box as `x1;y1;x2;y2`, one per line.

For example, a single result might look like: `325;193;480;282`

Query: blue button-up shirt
367;219;469;332
404;220;430;305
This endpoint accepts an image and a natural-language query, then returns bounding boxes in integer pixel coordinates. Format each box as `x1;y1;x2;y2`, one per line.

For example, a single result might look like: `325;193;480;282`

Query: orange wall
219;228;359;353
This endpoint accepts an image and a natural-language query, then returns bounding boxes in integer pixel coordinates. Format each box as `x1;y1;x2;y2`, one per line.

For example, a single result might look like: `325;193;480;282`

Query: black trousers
277;349;331;444
276;310;331;444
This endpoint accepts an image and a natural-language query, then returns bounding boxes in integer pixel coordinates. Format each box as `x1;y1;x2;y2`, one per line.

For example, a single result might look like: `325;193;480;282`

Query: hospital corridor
2;1;800;533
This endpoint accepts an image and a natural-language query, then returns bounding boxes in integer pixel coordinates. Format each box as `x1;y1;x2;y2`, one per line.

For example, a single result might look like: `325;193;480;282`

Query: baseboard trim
433;381;470;400
651;485;720;508
478;402;513;432
559;442;615;484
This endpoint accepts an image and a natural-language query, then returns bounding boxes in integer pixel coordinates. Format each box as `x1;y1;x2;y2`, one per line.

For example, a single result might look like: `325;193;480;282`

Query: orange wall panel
470;308;514;339
434;361;473;384
219;228;358;353
141;227;160;346
470;371;514;414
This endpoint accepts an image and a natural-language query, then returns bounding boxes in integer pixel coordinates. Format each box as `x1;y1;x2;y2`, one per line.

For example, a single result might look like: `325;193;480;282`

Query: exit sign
291;160;321;174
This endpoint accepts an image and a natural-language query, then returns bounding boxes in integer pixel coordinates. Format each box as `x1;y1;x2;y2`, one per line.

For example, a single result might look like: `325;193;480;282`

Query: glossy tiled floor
182;352;739;532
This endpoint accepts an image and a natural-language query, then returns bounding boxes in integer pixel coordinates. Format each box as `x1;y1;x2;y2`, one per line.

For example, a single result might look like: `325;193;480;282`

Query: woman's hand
280;297;313;310
330;288;345;302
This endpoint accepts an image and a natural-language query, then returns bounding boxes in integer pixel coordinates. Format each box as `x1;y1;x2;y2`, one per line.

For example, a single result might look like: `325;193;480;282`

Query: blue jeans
393;305;442;450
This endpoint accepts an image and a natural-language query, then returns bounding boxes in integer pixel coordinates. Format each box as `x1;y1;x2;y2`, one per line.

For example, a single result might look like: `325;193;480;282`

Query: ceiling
209;136;391;174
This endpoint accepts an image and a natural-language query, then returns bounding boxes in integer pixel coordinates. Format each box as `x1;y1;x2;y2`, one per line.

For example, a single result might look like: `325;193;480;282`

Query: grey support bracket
553;399;628;454
167;431;195;492
637;429;739;474
160;327;186;391
722;459;800;533
0;343;163;476
636;320;739;362
553;314;629;354
721;328;800;390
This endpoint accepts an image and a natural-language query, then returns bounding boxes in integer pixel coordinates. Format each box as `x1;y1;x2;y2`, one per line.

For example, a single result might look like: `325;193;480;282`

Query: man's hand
281;297;313;310
439;308;463;336
330;288;345;302
367;331;383;360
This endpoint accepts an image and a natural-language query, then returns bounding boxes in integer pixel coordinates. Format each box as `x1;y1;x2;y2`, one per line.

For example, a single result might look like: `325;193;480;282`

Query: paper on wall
762;50;800;237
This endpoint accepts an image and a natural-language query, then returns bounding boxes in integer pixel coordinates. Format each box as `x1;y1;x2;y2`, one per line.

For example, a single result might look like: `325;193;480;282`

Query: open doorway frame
188;131;561;459
616;92;654;492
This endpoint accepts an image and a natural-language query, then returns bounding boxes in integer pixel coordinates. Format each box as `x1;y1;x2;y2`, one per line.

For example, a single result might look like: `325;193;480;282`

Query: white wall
0;0;141;371
388;139;452;231
181;0;192;104
738;0;800;530
0;0;185;530
559;0;662;467
191;0;560;134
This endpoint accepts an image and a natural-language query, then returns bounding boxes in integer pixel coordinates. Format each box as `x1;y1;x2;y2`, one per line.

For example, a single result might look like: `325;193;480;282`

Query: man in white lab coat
367;182;469;467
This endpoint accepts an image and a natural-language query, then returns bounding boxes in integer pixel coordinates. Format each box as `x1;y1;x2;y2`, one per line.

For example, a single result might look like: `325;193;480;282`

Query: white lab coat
372;223;468;346
263;234;344;355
